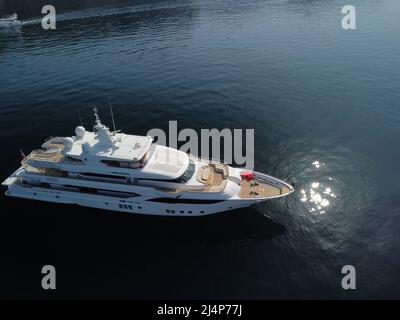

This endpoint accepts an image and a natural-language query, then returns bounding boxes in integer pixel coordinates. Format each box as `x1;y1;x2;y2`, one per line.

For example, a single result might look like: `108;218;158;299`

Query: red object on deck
240;170;255;181
19;149;26;161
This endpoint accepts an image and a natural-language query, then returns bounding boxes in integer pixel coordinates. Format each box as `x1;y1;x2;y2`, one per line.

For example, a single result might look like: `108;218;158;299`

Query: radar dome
75;126;86;139
63;137;74;151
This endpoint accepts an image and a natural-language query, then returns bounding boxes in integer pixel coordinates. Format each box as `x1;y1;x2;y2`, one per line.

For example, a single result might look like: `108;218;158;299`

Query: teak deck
30;150;64;162
196;164;228;192
239;179;291;199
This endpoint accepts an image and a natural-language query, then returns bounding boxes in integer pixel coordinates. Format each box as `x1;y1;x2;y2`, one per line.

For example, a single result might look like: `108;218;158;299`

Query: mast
108;95;116;132
93;107;100;125
77;108;84;126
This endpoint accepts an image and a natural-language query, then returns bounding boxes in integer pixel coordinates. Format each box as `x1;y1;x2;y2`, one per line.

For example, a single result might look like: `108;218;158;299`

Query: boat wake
20;1;192;26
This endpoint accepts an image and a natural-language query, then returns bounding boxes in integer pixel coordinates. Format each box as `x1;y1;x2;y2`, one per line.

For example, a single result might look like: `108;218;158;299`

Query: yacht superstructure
2;109;294;216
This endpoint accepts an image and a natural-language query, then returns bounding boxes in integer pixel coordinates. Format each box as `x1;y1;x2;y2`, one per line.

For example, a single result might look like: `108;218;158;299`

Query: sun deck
28;149;64;162
23;137;86;165
23;149;83;166
196;163;228;192
239;178;292;199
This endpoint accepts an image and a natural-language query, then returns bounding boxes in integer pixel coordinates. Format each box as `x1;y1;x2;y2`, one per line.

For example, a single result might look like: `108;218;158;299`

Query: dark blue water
1;0;400;298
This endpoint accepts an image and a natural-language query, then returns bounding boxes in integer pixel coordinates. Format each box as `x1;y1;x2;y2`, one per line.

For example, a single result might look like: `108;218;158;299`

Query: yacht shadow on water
90;205;285;245
2;197;287;298
4;197;286;246
144;207;287;245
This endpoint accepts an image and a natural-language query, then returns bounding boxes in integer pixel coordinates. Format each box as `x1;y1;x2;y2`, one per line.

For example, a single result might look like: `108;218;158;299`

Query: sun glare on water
300;161;337;215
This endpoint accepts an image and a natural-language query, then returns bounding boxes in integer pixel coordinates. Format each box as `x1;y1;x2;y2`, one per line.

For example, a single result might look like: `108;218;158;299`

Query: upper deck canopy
30;108;190;180
66;130;153;162
65;108;153;162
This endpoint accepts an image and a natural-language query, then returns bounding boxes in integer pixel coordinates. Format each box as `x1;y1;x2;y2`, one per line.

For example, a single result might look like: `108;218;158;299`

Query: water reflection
312;160;322;169
299;161;337;215
0;0;393;299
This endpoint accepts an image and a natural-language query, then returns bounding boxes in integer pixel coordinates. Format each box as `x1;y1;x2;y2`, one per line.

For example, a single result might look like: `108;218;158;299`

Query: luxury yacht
0;14;22;27
2;109;294;216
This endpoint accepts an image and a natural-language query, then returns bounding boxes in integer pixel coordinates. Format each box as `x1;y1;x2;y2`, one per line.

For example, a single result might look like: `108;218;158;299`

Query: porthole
188;211;192;214
56;196;60;199
180;211;184;214
138;206;142;209
200;211;204;214
105;202;109;205
166;209;170;213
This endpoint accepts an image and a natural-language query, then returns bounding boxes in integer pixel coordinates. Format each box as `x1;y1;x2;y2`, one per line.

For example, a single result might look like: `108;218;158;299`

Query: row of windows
101;160;143;169
117;204;204;214
119;204;142;210
173;159;196;183
29;193;207;215
78;172;127;180
166;209;205;214
65;185;137;198
138;159;196;184
29;181;138;199
148;198;223;204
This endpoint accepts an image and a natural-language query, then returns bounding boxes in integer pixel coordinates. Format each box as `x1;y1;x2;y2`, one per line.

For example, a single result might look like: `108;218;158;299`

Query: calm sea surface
1;0;400;298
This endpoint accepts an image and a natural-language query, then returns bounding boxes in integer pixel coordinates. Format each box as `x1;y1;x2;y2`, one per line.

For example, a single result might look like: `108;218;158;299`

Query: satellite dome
63;137;74;151
75;126;86;139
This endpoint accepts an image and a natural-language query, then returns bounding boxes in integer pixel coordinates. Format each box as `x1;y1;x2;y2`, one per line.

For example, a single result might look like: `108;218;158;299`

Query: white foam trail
20;1;190;26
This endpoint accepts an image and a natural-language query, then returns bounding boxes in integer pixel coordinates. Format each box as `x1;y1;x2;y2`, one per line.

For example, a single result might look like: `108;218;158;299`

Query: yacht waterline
2;109;293;216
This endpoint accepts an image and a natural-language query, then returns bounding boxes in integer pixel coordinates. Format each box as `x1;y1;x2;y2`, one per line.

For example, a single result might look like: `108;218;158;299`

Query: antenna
108;95;116;132
93;106;101;125
77;108;84;126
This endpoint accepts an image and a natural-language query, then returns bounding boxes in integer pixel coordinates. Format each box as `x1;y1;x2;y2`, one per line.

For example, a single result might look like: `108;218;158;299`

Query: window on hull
138;159;196;184
174;159;195;183
147;198;223;204
79;172;127;180
31;182;138;199
65;156;84;164
26;166;68;177
101;160;143;169
74;186;138;198
100;145;155;169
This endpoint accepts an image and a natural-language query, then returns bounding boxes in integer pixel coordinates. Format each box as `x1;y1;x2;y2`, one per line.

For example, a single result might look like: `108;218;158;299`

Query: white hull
2;111;294;217
5;183;256;217
3;162;293;216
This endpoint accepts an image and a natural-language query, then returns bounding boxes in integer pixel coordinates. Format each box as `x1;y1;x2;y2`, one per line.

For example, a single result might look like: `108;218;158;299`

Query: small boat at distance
0;14;22;28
